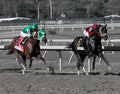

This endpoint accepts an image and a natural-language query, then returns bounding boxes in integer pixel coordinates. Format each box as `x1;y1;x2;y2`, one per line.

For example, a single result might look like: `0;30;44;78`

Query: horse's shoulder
26;37;34;44
25;38;35;47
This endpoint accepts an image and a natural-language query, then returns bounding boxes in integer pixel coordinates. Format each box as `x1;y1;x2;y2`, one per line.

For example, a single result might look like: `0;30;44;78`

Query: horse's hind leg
77;61;88;75
77;61;81;75
76;54;88;75
17;53;27;75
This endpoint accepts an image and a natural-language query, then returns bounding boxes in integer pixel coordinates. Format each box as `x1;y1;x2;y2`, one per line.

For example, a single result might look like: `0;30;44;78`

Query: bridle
33;30;47;43
99;25;108;40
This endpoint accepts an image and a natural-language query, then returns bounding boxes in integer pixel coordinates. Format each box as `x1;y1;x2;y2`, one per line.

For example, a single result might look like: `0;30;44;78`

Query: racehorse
67;24;112;75
5;29;54;75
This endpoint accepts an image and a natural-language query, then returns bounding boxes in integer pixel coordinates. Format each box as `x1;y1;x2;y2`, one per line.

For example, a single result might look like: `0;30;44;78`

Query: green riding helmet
31;24;38;31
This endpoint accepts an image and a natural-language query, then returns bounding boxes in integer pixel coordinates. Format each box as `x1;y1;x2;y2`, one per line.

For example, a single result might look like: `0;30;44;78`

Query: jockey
83;24;99;38
20;24;38;45
83;24;100;54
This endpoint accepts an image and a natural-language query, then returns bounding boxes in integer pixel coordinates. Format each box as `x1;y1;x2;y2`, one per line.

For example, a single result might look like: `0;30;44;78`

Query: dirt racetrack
1;26;120;94
0;70;120;94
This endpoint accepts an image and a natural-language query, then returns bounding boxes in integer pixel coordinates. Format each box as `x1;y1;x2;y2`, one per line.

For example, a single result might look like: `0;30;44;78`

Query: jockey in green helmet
31;24;38;32
20;24;38;38
20;23;38;45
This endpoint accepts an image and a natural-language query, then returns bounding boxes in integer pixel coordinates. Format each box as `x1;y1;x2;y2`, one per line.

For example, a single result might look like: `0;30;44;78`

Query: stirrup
22;42;24;45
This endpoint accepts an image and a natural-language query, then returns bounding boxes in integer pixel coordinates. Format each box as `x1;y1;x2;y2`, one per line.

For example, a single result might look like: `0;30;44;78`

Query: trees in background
0;0;120;19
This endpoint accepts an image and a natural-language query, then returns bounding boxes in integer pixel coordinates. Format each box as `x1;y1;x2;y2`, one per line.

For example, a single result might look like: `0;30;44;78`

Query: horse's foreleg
40;55;54;74
28;58;33;68
99;53;113;71
36;54;54;73
36;54;47;66
92;56;96;70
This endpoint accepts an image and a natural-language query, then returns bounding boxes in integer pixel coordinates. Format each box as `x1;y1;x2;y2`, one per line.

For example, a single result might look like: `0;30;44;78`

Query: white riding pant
20;32;30;37
83;29;89;37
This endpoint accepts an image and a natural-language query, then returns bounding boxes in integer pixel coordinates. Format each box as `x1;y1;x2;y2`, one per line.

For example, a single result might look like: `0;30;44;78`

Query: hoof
86;72;89;75
108;66;113;71
49;67;55;74
20;70;25;75
77;71;80;75
46;67;55;74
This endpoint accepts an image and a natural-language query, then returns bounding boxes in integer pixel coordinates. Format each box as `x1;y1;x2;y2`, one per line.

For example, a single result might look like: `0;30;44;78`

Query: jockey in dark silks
83;24;100;55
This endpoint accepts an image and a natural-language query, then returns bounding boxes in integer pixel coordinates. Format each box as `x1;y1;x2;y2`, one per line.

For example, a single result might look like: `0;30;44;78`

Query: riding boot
21;37;29;45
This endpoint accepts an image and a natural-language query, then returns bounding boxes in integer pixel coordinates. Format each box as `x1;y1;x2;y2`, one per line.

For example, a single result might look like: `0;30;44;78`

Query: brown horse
5;30;54;75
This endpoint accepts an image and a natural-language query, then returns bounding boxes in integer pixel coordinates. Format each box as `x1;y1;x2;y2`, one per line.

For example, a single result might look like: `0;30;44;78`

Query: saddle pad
14;37;24;52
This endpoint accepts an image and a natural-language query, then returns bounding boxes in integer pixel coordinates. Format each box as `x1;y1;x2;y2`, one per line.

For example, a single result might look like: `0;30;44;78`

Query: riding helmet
31;24;38;31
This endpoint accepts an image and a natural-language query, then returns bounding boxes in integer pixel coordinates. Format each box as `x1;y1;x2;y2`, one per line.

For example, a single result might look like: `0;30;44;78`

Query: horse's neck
94;35;101;45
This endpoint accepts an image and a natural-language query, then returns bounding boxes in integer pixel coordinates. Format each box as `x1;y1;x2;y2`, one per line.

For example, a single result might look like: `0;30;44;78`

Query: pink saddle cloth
14;37;24;52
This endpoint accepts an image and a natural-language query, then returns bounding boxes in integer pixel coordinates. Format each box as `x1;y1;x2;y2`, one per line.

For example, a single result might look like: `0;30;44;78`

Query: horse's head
98;24;108;41
34;29;47;43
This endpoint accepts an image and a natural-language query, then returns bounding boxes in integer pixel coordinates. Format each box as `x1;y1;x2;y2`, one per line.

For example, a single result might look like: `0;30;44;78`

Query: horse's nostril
42;37;47;43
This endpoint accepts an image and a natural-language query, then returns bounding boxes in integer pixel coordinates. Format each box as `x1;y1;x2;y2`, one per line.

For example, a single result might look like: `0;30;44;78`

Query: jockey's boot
21;37;29;45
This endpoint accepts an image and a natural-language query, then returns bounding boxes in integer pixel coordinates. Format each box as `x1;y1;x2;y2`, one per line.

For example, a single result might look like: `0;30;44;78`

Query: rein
33;37;39;40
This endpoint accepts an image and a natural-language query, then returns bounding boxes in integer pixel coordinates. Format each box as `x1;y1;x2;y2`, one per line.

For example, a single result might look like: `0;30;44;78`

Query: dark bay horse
67;24;112;75
5;29;53;75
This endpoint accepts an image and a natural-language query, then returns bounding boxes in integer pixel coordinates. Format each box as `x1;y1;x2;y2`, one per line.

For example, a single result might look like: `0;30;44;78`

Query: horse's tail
66;36;83;50
66;42;73;48
5;44;14;55
5;36;19;55
4;45;10;49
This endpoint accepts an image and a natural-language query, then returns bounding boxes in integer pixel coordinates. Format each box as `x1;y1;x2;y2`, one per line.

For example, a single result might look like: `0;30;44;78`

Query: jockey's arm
26;29;33;37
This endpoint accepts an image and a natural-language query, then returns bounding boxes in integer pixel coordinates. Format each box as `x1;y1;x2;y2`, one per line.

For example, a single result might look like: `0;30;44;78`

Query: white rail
0;45;84;72
1;44;120;73
1;38;120;43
